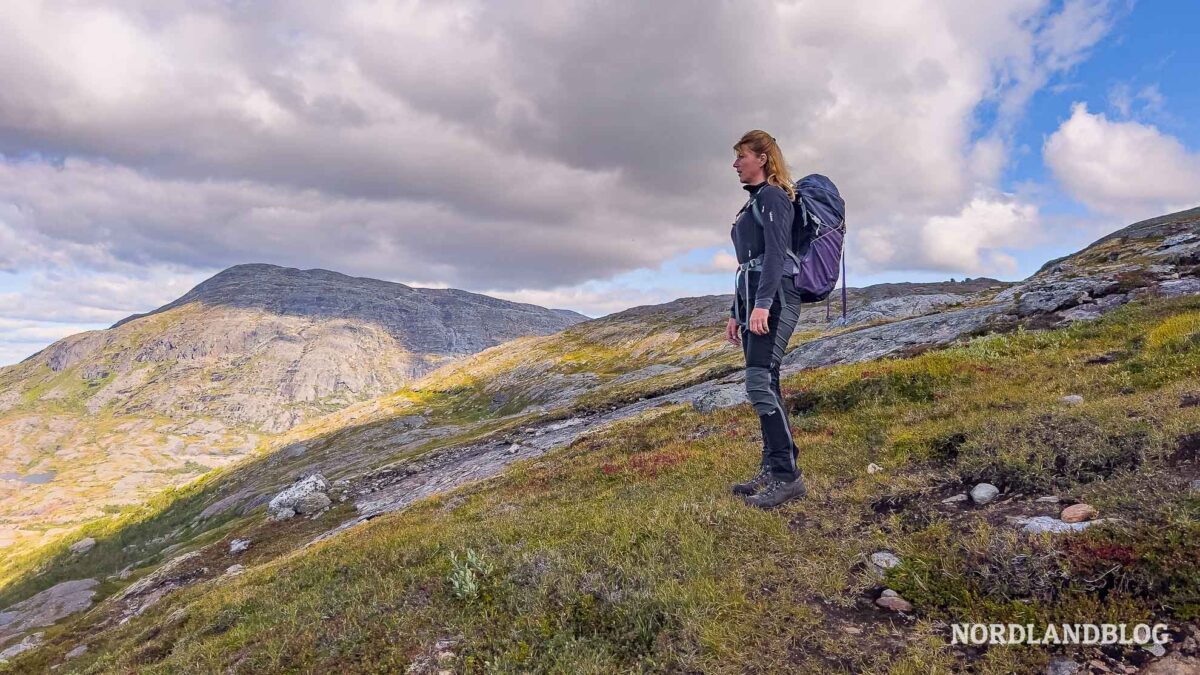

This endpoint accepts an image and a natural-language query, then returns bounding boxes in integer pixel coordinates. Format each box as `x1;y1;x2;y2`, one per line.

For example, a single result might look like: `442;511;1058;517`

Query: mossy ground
5;295;1200;673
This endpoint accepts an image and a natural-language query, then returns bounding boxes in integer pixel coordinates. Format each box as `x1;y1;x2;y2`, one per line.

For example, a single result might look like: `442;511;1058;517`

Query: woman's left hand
748;307;770;335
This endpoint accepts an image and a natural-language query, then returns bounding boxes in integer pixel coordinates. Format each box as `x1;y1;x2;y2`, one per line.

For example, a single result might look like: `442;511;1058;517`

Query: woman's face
732;145;766;184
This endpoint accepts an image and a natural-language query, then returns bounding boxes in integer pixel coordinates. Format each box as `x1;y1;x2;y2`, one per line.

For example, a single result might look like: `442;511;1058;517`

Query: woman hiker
724;130;808;509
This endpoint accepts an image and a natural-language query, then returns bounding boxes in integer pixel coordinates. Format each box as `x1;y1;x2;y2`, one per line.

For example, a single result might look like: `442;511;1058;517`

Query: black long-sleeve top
730;181;795;317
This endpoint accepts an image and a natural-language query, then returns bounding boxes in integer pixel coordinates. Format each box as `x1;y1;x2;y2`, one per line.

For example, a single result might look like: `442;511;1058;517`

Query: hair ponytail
734;130;795;201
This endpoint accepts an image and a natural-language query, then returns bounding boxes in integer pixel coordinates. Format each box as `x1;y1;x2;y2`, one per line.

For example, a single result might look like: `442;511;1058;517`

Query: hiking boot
731;465;772;496
744;473;808;509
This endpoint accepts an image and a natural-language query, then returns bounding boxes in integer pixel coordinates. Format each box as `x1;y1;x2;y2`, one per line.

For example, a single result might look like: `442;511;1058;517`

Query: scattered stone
0;579;99;646
1036;496;1062;504
0;632;43;661
875;590;913;612
64;644;88;659
229;539;251;554
1061;504;1099;523
867;463;883;474
842;626;863;635
268;474;331;520
1016;516;1115;534
970;483;1000;505
224;564;245;576
1088;659;1111;673
941;493;968;504
68;537;96;555
1144;643;1167;658
1046;658;1081;675
1060;394;1085;405
870;551;901;575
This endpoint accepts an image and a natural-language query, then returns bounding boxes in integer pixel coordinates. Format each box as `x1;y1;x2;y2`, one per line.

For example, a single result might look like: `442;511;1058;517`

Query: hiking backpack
750;173;848;318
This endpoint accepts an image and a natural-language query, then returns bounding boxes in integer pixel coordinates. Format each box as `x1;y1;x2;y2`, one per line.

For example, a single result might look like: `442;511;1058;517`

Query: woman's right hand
725;317;741;346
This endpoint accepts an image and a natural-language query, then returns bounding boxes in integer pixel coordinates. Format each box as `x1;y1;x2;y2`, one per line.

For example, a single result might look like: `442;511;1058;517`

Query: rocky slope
2;208;1199;672
0;264;585;555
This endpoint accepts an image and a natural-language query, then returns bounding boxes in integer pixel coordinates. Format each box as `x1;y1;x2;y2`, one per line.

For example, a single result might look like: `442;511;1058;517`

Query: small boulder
268;474;331;520
224;564;245;576
867;463;883;474
1188;479;1200;495
870;551;901;575
1060;394;1084;406
68;537;96;555
1143;643;1167;658
64;644;88;659
1046;659;1080;675
875;590;913;612
1060;504;1098;523
970;483;1000;505
229;539;251;554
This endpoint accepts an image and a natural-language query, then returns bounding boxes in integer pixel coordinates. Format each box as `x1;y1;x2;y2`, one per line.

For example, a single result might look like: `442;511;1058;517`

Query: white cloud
681;252;739;276
1043;102;1200;216
0;0;1126;359
919;196;1040;274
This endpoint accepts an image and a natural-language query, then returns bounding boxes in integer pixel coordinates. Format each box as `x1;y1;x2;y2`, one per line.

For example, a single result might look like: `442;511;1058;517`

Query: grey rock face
0;632;43;661
269;474;331;520
691;386;747;413
785;303;1010;370
828;293;966;329
0;579;98;648
1160;278;1200;298
1015;276;1119;316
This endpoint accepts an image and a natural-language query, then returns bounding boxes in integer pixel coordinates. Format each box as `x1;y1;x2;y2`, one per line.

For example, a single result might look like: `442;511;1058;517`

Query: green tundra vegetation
4;291;1197;673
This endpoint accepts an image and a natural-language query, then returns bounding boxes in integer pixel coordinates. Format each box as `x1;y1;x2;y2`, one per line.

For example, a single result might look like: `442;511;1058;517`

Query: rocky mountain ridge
0;264;586;554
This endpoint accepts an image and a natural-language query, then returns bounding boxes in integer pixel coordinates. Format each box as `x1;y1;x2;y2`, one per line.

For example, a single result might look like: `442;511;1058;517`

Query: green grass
5;295;1200;673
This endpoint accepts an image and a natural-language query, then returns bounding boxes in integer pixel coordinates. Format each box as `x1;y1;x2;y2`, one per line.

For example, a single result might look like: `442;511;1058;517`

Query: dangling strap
840;227;848;319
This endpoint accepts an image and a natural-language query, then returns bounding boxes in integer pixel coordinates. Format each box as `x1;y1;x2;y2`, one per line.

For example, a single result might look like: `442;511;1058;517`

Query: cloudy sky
2;0;1198;366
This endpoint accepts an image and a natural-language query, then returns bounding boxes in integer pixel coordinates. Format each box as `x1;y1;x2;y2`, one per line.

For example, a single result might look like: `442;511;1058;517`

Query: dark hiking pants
738;279;804;481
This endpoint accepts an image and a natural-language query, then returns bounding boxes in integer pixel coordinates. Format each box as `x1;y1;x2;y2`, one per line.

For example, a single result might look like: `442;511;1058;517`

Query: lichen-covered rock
0;579;98;647
829;293;967;329
268;474;331;520
691;386;747;413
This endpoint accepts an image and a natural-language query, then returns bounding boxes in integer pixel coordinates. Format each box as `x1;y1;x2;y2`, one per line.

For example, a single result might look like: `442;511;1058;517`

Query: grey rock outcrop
268;474;332;520
68;537;96;555
829;293;966;329
692;386;748;413
0;632;43;662
0;579;98;648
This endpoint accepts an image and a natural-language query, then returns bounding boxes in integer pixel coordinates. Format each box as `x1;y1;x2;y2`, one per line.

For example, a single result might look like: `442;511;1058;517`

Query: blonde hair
734;130;796;201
